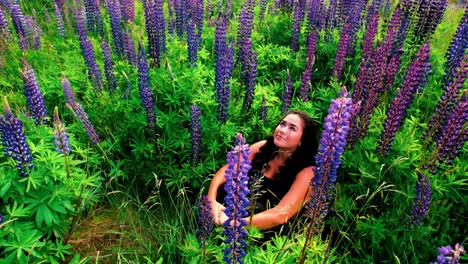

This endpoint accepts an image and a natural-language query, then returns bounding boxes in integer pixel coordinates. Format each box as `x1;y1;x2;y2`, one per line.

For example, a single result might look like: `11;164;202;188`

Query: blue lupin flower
214;18;233;123
430;243;466;264
122;28;137;66
61;78;100;145
443;7;467;87
52;107;71;156
187;18;198;66
290;1;304;52
298;30;317;101
361;13;379;62
0;7;9;34
307;0;325;31
8;1;28;50
260;94;268;124
223;133;251;264
241;39;257;114
236;0;255;65
137;42;157;132
21;58;48;125
121;0;135;22
196;195;213;245
144;0;166;67
84;0;103;35
307;86;355;234
332;21;352;80
282;70;293;114
101;39;117;91
190;105;202;164
0;97;34;177
106;0;124;56
410;170;431;225
378;42;430;156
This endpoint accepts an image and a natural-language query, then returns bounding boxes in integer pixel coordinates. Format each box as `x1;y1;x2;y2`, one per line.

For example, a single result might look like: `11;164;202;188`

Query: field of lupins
0;0;467;263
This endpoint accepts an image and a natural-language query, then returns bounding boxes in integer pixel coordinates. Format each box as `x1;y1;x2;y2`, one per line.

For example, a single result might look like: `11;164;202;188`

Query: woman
207;110;319;234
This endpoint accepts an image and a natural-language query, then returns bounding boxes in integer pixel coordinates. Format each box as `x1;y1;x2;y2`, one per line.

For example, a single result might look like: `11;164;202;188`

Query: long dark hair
249;110;319;193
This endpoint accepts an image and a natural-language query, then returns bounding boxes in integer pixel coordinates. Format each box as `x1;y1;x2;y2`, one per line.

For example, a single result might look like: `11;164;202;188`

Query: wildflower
122;28;137;66
410;170;431;225
307;86;355;234
307;0;325;30
241;38;257;114
413;0;447;45
84;0;103;35
144;0;166;67
52;1;66;37
120;0;135;22
430;243;466;264
298;30;317;101
21;58;48;125
290;1;304;52
196;195;213;245
61;78;100;144
260;94;268;124
190;105;201;164
282;70;293;114
214;18;233;123
106;0;124;56
52;107;71;156
361;13;379;62
8;1;28;50
187;18;198;66
443;7;467;87
137;42;157;131
237;0;255;64
332;21;351;80
378;42;430;156
0;97;34;177
101;39;117;91
223;133;251;264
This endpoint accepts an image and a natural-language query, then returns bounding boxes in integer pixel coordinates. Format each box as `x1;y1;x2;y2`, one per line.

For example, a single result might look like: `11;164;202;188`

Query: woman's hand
211;201;227;225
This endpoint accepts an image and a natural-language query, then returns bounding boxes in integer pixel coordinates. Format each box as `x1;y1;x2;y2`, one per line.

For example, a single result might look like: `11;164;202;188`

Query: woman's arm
244;166;314;230
207;140;267;224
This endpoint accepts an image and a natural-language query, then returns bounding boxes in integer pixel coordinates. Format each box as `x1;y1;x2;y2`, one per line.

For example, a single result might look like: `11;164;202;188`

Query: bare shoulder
249;140;267;159
295;166;315;181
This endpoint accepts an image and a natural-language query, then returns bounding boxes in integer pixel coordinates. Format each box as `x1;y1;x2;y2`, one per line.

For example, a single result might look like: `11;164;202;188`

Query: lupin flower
423;55;467;143
196;195;213;245
444;7;467;86
290;1;304;52
214;18;233;123
332;21;352;80
120;0;135;22
361;13;379;62
298;30;317;101
174;0;188;37
282;70;293;114
137;42;157;132
187;18;198;66
378;42;430;156
0;97;34;177
223;133;251;264
190;105;202;164
144;0;166;67
122;28;137;66
427;90;467;173
260;94;268;124
8;1;28;50
413;0;447;45
52;1;66;37
75;9;103;91
61;78;100;144
21;58;48;125
430;243;466;264
307;0;325;30
0;6;10;35
307;87;355;234
237;0;255;65
101;39;117;91
259;0;268;20
241;39;257;114
410;170;431;225
84;0;103;36
52;107;71;156
107;0;124;56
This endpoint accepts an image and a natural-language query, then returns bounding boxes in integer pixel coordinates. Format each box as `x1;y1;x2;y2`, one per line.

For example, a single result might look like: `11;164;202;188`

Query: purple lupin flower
423;55;467;143
430;243;466;264
174;0;188;37
259;0;268;20
410;170;431;225
75;9;103;91
52;107;71;156
307;0;325;31
0;97;34;177
100;39;117;91
106;0;124;56
52;1;66;37
298;30;317;102
120;0;135;22
223;133;251;264
190;105;202;164
306;86;355;235
382;7;402;59
378;42;430;156
290;1;304;52
197;195;213;245
413;0;447;44
122;28;137;66
21;58;48;125
332;21;352;80
241;38;257;114
214;18;233;123
0;7;8;33
187;18;198;66
8;1;28;50
84;0;103;36
282;70;293;114
61;77;100;144
237;0;255;66
137;42;157;132
443;6;467;86
361;13;379;62
122;71;131;99
427;90;467;173
144;0;166;68
382;49;404;93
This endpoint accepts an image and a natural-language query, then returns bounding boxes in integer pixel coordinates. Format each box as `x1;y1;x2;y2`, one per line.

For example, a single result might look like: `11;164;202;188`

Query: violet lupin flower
332;21;352;81
120;0;135;22
137;42;157;132
290;1;304;52
223;133;251;264
237;0;255;65
378;42;430;157
190;105;202;164
52;107;71;156
430;243;466;264
8;1;28;50
214;18;233;123
241;40;257;114
307;0;325;31
298;30;317;102
361;13;379;62
101;39;117;91
410;170;431;225
0;7;8;33
0;97;34;177
423;55;467;143
52;1;66;37
107;0;124;56
259;0;268;20
122;28;137;66
306;86;355;234
21;58;48;125
144;0;166;68
187;18;198;67
443;6;467;86
282;70;293;114
84;0;103;36
196;195;213;245
413;0;447;45
260;94;268;124
61;77;100;145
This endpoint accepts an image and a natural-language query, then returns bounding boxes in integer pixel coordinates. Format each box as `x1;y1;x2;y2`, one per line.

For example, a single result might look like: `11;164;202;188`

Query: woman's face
273;114;304;152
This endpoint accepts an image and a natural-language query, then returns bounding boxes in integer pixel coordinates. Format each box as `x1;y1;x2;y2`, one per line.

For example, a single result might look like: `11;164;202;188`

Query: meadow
0;0;467;263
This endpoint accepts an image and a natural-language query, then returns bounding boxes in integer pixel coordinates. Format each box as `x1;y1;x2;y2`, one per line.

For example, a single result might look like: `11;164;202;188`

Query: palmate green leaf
6;201;32;218
2;227;45;262
36;203;54;227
